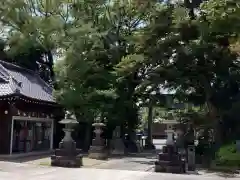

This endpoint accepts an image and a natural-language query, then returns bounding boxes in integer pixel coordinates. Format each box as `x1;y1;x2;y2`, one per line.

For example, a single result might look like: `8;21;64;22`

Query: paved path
93;154;156;171
91;138;164;171
0;139;238;179
21;153;157;171
0;161;239;180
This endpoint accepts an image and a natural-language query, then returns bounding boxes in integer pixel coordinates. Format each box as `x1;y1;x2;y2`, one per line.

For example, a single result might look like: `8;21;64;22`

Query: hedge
215;143;240;167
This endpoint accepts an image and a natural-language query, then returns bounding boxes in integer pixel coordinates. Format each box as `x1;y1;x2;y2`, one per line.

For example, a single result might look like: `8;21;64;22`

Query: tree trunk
84;123;92;151
145;98;155;149
206;100;221;151
201;75;221;155
46;50;54;81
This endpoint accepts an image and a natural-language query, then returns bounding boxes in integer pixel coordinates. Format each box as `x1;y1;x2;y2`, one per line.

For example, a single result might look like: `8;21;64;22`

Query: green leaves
201;0;240;35
121;0;240;117
115;53;144;76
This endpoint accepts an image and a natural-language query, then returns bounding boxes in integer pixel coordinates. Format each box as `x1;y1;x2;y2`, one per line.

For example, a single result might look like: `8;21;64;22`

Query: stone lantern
51;111;82;167
88;115;108;159
154;119;185;173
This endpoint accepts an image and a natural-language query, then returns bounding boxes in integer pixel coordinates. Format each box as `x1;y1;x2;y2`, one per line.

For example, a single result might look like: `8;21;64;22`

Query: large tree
53;0;153;142
0;0;73;82
116;0;240;145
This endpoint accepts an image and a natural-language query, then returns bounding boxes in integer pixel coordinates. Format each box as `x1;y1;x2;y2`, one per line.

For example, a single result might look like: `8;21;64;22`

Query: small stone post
187;145;196;172
112;126;125;155
185;125;196;172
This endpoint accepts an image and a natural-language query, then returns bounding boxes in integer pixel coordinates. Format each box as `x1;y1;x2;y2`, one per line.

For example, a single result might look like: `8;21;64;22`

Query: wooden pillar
50;119;54;150
0;107;12;154
147;99;153;144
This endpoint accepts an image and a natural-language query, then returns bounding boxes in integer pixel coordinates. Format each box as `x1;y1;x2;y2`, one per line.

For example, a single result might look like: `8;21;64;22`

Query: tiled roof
0;60;55;103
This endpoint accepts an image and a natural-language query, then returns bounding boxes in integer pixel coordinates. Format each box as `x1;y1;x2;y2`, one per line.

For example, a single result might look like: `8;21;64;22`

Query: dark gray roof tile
0;60;55;102
0;83;14;96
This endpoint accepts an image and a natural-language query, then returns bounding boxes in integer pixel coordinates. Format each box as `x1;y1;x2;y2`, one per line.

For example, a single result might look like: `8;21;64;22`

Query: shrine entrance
10;116;54;155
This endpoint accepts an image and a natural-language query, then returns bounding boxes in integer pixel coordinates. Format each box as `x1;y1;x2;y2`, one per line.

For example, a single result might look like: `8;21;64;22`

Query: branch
27;0;39;16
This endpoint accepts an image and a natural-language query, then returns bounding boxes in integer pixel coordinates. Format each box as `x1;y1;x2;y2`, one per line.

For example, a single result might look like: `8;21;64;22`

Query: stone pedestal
51;128;82;168
88;123;108;160
155;145;185;173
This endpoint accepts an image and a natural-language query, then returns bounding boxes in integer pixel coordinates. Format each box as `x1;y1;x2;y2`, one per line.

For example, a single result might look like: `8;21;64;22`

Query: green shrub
215;143;240;167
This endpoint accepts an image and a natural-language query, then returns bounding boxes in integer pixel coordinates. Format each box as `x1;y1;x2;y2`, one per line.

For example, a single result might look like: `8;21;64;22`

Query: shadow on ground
197;166;240;178
201;170;239;178
127;159;155;166
0;154;51;163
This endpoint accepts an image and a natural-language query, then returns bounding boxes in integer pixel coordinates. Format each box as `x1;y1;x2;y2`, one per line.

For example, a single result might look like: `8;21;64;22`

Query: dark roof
0;60;55;103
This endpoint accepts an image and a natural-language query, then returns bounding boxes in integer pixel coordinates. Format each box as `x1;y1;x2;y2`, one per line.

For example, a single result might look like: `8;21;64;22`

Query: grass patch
215;143;240;167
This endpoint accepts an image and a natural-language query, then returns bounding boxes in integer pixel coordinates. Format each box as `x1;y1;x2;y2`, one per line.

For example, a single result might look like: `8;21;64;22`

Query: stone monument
185;125;196;172
51;112;82;168
155;120;185;173
112;126;125;155
88;116;108;160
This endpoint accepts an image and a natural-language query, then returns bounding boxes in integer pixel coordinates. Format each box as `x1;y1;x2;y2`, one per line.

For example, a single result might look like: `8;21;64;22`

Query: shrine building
0;60;63;155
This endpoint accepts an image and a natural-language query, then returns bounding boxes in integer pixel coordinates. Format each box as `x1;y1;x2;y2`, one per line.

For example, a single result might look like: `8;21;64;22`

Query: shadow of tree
198;168;239;178
0;154;51;163
127;159;155;165
215;172;238;178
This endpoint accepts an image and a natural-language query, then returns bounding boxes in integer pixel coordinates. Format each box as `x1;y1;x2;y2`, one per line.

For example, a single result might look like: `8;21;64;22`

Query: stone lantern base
155;145;185;174
51;140;83;168
88;136;108;160
88;146;108;160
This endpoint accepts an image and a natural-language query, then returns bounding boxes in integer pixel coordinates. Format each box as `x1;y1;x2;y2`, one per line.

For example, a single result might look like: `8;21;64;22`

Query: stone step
54;149;82;156
158;153;181;162
155;164;185;173
155;161;185;174
155;160;184;166
51;155;82;160
51;155;82;167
